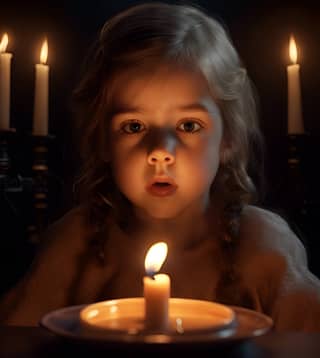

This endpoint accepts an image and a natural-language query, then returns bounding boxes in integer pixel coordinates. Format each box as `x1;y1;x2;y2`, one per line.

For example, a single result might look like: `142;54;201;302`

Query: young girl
1;2;320;331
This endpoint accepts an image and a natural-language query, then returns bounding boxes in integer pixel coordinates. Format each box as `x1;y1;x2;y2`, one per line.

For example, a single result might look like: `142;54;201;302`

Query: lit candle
0;33;12;130
287;35;304;134
33;39;49;135
143;242;170;331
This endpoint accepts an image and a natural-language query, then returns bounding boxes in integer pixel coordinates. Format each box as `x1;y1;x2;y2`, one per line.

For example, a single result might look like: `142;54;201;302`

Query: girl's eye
121;120;146;134
177;120;202;133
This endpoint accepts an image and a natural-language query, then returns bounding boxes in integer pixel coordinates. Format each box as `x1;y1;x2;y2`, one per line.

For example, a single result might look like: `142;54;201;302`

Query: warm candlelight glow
40;39;48;64
144;242;168;275
289;35;298;64
0;33;8;53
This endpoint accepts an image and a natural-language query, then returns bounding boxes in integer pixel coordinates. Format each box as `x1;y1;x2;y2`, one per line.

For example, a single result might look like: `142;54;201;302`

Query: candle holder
40;298;273;348
284;132;316;236
286;133;320;276
0;128;60;245
0;128;33;205
286;133;309;212
27;133;55;244
270;133;310;219
80;297;236;336
0;128;16;177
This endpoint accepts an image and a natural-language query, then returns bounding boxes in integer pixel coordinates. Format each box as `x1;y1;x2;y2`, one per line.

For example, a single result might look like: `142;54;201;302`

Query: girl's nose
146;129;176;166
147;149;175;166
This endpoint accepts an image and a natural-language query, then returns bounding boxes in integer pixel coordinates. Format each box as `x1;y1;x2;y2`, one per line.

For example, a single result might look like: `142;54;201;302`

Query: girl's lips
146;183;178;197
146;178;178;197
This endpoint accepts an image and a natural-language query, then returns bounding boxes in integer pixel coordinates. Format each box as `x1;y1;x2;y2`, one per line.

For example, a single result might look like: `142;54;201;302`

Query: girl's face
108;65;224;220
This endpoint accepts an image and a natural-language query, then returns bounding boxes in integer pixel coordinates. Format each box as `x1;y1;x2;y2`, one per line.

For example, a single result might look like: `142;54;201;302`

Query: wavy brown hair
71;2;265;252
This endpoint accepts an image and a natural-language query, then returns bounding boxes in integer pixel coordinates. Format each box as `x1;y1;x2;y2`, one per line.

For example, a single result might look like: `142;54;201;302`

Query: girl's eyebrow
110;105;143;117
177;103;210;113
111;103;210;116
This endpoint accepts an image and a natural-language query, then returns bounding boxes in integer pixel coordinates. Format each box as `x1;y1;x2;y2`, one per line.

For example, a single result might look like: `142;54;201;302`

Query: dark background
0;0;319;294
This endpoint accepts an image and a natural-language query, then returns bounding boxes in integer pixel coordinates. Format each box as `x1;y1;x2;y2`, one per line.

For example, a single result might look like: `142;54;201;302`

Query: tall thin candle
287;35;304;134
0;33;12;130
33;39;49;135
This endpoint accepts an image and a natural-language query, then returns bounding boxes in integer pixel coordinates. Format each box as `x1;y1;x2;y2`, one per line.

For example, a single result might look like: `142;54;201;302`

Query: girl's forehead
109;64;213;105
107;64;221;120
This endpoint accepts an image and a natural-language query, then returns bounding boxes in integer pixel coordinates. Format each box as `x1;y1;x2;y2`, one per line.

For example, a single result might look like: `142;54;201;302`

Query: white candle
33;39;49;135
287;35;304;134
0;33;12;130
143;242;170;331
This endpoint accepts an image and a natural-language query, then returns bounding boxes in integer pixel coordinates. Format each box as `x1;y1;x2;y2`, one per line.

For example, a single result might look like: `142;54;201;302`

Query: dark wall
0;0;319;290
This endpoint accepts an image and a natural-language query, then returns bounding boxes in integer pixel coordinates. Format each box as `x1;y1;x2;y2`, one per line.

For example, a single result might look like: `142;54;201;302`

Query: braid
213;163;257;306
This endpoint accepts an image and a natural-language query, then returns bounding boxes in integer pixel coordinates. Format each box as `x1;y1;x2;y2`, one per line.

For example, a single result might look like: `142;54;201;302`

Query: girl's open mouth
146;180;178;197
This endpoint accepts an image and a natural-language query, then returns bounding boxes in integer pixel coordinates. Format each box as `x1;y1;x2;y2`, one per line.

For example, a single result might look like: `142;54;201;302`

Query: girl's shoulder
239;206;320;332
240;205;306;253
0;206;101;325
37;205;94;257
238;205;308;270
47;205;91;235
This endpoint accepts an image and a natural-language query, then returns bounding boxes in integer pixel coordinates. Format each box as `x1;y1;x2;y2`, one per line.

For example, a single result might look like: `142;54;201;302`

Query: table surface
1;326;320;358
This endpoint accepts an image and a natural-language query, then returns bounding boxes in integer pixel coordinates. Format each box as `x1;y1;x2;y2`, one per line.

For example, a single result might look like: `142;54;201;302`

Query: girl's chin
147;213;178;220
135;206;183;221
133;198;208;221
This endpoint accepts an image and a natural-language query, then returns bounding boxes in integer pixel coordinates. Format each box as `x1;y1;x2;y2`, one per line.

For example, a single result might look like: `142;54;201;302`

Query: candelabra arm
28;133;55;243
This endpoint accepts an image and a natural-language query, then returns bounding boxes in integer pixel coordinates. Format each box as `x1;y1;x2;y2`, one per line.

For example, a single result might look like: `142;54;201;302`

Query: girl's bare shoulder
238;205;308;271
37;205;95;257
240;205;305;252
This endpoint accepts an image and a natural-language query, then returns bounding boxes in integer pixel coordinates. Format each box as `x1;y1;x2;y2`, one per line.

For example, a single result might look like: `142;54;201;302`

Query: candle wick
146;270;156;280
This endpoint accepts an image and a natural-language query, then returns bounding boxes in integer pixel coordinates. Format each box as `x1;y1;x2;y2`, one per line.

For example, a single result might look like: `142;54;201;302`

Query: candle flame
0;33;8;53
289;35;298;64
40;39;48;64
144;242;168;275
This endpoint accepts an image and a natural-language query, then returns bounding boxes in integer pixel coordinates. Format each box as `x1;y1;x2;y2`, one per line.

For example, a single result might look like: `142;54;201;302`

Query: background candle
33;39;49;136
143;242;170;331
0;33;12;130
287;35;304;135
